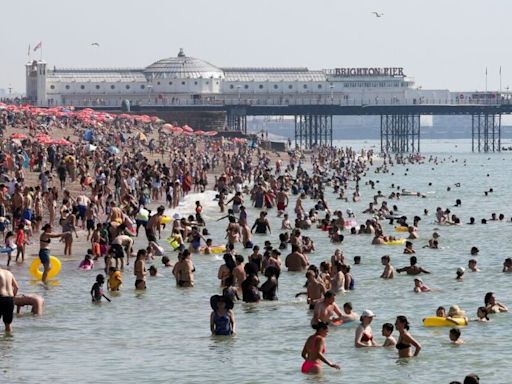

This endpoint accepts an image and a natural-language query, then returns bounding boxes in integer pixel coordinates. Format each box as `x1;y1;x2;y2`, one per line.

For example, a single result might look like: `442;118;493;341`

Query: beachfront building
26;49;450;108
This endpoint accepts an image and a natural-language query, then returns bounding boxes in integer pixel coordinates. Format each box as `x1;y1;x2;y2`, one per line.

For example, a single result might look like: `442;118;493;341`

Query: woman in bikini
395;315;422;357
301;322;340;374
39;224;65;283
354;310;378;347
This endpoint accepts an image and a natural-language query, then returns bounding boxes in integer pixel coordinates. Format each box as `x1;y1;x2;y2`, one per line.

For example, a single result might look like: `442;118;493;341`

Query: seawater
1;139;512;384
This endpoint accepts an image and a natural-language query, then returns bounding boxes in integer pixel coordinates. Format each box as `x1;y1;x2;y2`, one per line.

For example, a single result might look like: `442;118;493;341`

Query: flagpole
485;67;488;92
500;66;502;94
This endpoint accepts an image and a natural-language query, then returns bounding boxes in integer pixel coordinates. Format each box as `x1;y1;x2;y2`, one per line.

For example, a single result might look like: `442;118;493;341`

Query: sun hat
210;295;234;311
361;309;375;318
448;305;466;318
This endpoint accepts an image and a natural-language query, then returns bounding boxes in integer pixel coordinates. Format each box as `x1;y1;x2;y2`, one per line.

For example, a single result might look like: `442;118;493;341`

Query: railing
68;96;512;109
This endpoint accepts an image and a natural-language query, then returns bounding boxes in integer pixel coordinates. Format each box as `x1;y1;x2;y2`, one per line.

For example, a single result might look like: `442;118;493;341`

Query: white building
26;48;450;107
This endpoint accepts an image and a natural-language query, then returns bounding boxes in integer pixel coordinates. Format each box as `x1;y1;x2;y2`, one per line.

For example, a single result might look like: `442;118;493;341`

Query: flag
27;44;30;56
33;41;42;52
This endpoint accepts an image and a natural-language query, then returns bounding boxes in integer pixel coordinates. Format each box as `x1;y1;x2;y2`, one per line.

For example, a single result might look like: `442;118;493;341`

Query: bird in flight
371;12;384;17
91;42;100;47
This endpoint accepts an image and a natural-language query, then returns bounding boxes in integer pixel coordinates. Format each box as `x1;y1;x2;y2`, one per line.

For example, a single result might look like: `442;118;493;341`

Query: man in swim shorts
0;268;19;332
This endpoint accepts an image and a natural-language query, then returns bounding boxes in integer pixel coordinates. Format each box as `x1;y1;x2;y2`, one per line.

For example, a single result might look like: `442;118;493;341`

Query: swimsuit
361;332;373;343
213;312;232;336
0;296;14;325
301;345;326;374
396;341;411;350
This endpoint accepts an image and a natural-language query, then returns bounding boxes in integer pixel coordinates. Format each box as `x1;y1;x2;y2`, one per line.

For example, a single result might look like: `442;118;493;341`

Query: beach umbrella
182;125;193;133
10;133;28;140
107;146;120;155
162;123;173;130
86;144;97;152
48;138;72;146
204;131;218;137
194;130;205;136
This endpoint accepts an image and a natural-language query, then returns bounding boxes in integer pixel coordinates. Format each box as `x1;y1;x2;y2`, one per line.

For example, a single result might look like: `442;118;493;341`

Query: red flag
33;41;42;52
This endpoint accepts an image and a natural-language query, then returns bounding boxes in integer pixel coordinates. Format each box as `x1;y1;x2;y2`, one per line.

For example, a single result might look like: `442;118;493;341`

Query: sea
1;139;511;383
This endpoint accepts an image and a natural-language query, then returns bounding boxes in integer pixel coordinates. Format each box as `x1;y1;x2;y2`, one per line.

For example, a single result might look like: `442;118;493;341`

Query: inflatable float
200;245;227;254
29;256;62;280
423;316;468;327
383;238;406;245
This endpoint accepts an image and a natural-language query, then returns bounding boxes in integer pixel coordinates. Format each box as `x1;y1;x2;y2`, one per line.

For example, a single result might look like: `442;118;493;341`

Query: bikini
301;343;326;374
361;332;373;343
396;339;411;350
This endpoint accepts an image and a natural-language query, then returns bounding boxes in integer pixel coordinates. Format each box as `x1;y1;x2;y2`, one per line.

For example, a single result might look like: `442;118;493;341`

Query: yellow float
166;238;181;250
29;256;62;280
394;226;409;232
200;245;227;254
383;238;406;245
422;316;468;327
160;215;172;225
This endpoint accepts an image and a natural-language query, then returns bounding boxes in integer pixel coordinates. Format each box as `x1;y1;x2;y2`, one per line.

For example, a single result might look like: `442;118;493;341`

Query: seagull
91;42;100;47
371;12;384;17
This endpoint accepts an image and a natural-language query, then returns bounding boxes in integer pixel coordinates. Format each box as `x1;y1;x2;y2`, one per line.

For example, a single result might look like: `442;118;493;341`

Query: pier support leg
471;113;501;152
294;115;332;149
379;114;421;153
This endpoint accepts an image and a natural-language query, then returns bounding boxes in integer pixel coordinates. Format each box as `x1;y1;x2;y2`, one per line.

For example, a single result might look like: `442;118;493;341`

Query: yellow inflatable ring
423;316;468;327
200;245;227;254
383;238;406;245
160;216;172;225
29;256;62;280
394;226;409;232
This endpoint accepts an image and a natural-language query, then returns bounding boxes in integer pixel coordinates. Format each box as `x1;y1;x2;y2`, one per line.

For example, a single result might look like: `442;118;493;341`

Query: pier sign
326;67;405;77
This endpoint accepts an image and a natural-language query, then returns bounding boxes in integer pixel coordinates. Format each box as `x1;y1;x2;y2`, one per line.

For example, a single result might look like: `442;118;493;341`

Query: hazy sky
2;0;511;93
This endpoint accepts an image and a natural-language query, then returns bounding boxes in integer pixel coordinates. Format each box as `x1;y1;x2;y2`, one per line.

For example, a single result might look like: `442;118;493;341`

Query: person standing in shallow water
210;295;236;336
395;315;421;358
0;268;18;333
301;322;341;374
39;224;65;284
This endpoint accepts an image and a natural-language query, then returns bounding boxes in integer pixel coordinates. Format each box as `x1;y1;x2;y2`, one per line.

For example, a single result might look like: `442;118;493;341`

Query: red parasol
10;133;28;140
182;125;193;132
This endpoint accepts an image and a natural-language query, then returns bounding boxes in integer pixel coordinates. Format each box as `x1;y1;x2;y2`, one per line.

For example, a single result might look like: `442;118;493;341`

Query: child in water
449;328;464;345
79;253;94;270
382;323;397;347
108;267;122;291
90;274;110;302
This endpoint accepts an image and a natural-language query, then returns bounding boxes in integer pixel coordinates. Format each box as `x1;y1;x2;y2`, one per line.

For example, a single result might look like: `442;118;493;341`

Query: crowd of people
0;102;502;382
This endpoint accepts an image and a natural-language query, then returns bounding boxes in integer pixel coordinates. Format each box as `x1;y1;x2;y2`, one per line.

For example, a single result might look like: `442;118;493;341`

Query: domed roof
144;49;224;80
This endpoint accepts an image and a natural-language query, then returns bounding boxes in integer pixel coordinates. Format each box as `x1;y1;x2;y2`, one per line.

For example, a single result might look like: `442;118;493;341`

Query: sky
1;0;511;94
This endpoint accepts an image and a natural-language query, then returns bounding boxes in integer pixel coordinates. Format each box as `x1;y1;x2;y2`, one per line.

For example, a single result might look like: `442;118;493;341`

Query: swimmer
470;247;479;256
413;277;431;293
503;258;512;272
397;256;430;275
311;291;343;325
449;328;464;345
14;293;44;315
382;323;397;347
300;322;340;374
395;315;421;357
403;241;415;254
90;274;111;303
468;259;480;272
475;307;490;322
436;306;446;317
484;292;508;313
210;294;235;336
447;305;469;324
456;267;465;281
354;310;378;348
380;255;395;279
